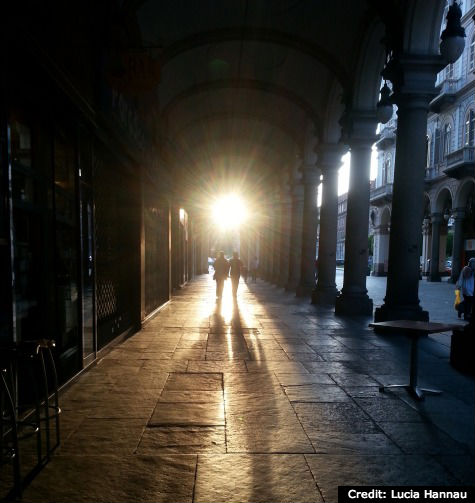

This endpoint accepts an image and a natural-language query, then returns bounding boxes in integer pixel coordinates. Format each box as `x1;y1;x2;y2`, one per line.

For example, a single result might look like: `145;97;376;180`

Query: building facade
371;0;475;280
336;194;347;264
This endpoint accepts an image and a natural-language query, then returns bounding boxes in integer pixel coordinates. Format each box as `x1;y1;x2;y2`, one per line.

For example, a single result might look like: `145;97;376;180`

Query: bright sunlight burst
211;193;248;231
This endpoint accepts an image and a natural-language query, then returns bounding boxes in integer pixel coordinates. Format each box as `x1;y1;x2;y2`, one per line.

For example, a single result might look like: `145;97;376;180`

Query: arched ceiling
128;0;389;190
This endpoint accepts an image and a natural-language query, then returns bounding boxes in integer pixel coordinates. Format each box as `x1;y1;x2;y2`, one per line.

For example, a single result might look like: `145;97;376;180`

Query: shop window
53;128;80;381
465;109;475;146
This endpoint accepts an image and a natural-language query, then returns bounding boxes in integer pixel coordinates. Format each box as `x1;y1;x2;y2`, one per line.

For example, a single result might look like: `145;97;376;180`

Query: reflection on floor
12;275;475;502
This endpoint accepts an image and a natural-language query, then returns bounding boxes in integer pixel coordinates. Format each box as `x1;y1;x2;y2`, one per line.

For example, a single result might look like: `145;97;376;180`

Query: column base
278;275;289;288
296;284;314;297
335;292;373;316
427;275;441;282
271;274;281;285
285;280;298;292
374;303;429;322
311;286;337;305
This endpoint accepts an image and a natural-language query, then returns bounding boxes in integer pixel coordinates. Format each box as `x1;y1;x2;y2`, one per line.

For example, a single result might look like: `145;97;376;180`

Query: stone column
265;202;275;281
451;208;465;283
258;226;266;279
312;144;345;305
335;114;377;316
421;217;431;276
375;56;444;322
278;177;292;287
428;213;442;282
271;187;282;284
372;224;390;276
296;164;320;297
286;169;304;292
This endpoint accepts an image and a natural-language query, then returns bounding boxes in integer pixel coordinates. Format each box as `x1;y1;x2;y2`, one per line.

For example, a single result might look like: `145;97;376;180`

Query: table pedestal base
379;384;442;401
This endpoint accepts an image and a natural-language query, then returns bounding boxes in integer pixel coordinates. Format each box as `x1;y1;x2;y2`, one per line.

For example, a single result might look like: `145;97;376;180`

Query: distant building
336;194;347;264
371;0;475;280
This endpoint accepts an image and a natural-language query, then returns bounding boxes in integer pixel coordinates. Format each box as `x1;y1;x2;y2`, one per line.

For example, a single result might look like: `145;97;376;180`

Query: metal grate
93;152;138;348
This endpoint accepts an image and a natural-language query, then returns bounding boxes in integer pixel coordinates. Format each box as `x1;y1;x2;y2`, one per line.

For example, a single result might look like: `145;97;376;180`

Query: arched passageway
1;0;474;499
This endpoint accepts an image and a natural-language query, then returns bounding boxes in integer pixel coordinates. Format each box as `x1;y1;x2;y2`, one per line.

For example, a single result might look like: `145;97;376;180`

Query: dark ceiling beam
170;111;301;151
161;78;322;137
171;113;304;155
158;27;350;91
173;131;293;165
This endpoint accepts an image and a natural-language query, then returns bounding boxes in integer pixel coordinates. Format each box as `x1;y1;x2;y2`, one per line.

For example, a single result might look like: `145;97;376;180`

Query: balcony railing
446;146;474;166
430;78;459;112
375;123;396;150
444;146;475;179
370;183;393;205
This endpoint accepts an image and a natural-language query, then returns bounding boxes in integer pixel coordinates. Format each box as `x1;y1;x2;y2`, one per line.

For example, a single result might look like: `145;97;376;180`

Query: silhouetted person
250;256;259;282
213;251;229;300
242;264;248;283
456;257;474;320
229;251;243;298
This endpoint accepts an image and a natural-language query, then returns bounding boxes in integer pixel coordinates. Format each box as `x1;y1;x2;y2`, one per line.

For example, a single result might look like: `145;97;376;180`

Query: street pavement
335;268;458;324
8;273;473;503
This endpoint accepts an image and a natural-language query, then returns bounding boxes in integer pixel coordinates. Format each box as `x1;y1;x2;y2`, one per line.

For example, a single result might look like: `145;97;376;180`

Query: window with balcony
426;134;431;168
445;63;454;79
465;109;475;146
443;124;452;158
382;158;391;185
434;127;441;164
470;35;475;72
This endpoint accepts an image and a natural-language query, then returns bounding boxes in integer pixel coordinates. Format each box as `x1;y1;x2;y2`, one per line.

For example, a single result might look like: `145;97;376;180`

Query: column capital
431;212;443;225
300;163;321;184
387;54;446;109
316;143;347;173
422;217;431;234
452;207;466;220
291;181;305;200
345;110;378;149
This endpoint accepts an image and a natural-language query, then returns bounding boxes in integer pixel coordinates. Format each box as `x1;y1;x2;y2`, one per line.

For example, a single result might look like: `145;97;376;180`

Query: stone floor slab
195;454;323;502
305;454;458;503
274;373;334;385
137;426;226;454
284;384;351;403
165;372;223;391
378;422;469;455
159;390;223;403
22;455;197;503
149;402;225;426
58;418;145;455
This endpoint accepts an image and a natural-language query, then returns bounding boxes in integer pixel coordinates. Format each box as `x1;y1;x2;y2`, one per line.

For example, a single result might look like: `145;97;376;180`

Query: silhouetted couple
213;251;243;300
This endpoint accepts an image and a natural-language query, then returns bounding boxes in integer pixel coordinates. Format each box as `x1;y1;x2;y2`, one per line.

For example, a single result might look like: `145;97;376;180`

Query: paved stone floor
9;275;475;502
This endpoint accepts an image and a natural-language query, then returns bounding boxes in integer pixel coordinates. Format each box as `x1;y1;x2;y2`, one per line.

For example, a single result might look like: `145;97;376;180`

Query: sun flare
211;193;248;231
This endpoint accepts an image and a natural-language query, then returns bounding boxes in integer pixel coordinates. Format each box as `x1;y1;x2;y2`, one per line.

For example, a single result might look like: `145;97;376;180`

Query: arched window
470;35;475;72
443;124;452;158
465;109;475;146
